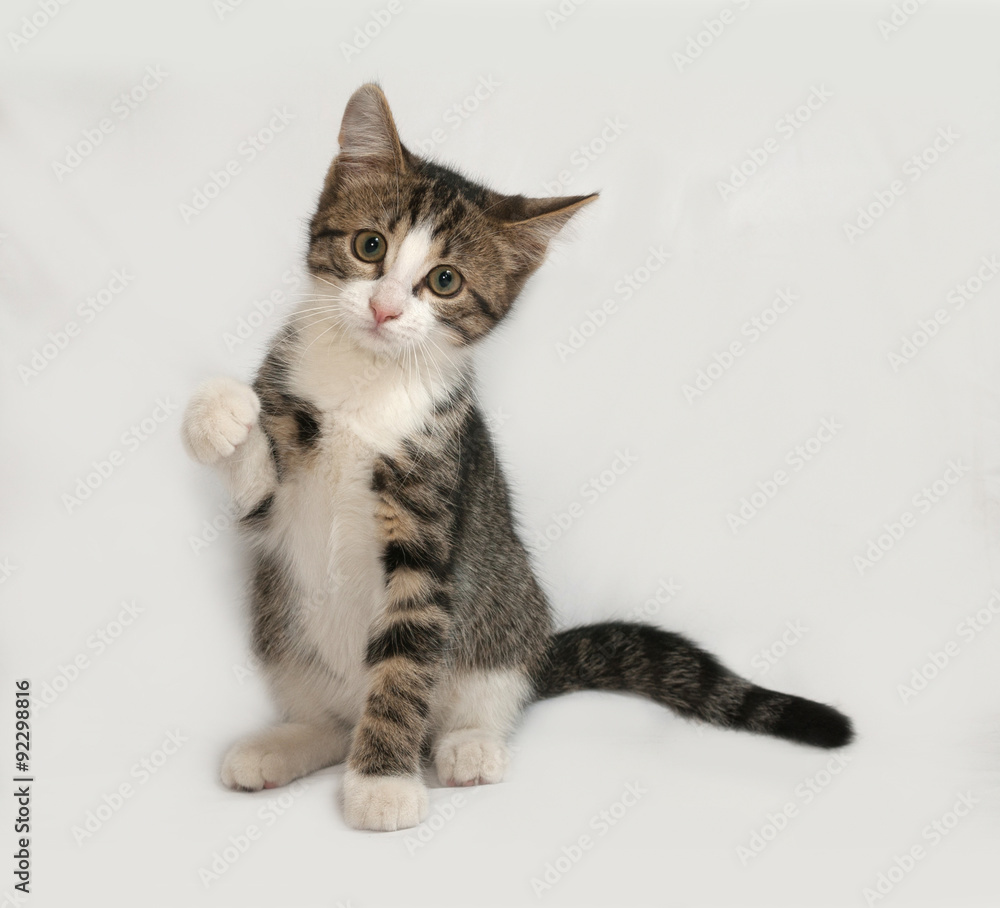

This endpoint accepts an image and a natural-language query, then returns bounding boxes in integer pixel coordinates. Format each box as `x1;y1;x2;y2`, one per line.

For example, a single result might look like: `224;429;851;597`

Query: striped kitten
182;83;853;832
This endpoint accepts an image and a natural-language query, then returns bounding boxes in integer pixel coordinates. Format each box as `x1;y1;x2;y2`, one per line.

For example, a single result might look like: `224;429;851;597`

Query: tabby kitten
181;83;853;832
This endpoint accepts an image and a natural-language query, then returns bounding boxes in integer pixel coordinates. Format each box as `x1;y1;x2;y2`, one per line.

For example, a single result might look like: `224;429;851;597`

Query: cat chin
346;323;423;359
340;317;467;368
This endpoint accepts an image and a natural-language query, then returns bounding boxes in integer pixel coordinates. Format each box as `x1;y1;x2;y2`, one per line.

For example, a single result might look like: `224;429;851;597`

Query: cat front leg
341;451;457;832
181;376;277;516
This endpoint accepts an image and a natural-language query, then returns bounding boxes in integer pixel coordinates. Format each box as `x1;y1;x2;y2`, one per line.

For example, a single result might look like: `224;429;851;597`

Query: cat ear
337;82;407;174
497;193;598;263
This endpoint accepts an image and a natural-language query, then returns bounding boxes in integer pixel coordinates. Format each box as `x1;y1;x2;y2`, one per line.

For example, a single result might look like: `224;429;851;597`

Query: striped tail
532;621;853;749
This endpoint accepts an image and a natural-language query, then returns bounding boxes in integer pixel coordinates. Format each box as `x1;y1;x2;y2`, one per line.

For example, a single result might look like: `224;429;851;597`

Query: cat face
305;84;596;360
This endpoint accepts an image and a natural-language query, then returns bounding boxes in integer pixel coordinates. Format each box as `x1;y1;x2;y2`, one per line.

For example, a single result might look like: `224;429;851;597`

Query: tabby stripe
365;693;416;730
382;539;448;577
391;487;445;523
309;262;348;279
241;493;274;525
365;620;446;666
353;733;412;776
431;200;465;240
437;316;473;342
400;437;425;463
376;683;431;719
310;227;347;241
732;685;776;730
432;385;468;417
406;185;428;227
373;456;410;490
469;288;498;322
292;406;321;448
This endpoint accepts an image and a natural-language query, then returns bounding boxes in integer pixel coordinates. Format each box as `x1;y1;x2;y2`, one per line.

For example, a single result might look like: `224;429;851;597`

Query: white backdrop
2;1;1000;906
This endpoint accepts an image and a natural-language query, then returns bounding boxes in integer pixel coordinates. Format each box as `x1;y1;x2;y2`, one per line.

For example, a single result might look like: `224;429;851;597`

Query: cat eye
353;230;386;263
427;265;463;297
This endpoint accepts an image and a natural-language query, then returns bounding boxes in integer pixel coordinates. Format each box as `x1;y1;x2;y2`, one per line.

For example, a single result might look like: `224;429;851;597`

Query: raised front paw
182;376;260;465
342;770;428;831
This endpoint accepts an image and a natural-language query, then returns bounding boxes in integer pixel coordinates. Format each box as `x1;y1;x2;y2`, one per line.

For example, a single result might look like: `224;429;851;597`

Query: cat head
305;83;596;360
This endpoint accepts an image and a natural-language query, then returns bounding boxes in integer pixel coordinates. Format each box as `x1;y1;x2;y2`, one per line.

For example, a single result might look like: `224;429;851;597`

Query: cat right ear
336;83;407;175
498;193;599;265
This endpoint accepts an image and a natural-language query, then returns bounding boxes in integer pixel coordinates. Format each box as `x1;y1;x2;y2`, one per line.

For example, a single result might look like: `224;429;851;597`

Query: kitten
181;83;853;832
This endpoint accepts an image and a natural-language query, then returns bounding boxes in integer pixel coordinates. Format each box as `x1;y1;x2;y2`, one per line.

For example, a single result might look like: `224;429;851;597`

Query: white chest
264;326;462;715
271;426;384;707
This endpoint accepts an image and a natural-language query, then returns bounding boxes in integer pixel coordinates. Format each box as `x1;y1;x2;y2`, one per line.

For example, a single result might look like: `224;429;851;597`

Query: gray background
2;1;999;906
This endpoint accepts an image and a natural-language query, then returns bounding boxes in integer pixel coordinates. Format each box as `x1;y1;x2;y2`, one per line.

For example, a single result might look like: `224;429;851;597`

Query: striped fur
182;84;852;832
534;623;851;749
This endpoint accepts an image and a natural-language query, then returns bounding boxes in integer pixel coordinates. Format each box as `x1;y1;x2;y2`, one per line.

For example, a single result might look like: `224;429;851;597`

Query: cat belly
266;430;385;725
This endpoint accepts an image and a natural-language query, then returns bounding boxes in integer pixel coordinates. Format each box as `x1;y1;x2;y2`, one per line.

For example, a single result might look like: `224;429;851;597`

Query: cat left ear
336;82;407;174
498;193;598;264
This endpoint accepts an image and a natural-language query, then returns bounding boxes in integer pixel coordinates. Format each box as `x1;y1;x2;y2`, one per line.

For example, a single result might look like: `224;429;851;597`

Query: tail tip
776;698;855;749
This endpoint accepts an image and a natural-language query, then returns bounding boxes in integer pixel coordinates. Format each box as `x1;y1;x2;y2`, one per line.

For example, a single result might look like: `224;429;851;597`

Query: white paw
182;376;260;465
435;729;509;787
342;770;428;831
221;736;297;792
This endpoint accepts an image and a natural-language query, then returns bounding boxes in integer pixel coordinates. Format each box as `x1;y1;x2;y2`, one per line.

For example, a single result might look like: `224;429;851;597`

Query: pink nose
370;300;402;326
